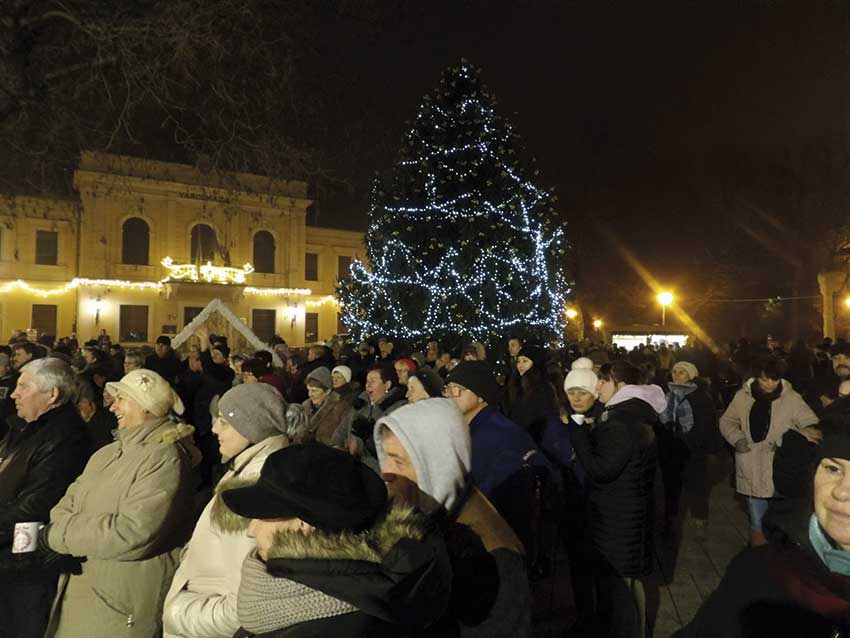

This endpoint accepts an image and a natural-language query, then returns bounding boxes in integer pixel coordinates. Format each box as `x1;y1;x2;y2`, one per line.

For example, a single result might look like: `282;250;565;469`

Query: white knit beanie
564;357;599;398
332;365;352;384
672;361;699;381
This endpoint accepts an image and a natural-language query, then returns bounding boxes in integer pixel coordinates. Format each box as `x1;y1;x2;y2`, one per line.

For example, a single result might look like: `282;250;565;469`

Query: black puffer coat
569;397;658;577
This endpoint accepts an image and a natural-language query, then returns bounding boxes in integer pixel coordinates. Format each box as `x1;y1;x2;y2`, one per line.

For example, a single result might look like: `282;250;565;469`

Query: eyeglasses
443;383;465;398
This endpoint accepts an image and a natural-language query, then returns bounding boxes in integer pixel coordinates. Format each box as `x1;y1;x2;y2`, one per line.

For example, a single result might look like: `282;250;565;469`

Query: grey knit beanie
217;383;286;444
305;366;332;390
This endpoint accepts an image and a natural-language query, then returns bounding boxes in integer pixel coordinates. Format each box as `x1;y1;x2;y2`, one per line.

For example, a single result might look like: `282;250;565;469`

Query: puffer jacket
45;418;199;638
299;392;354;447
720;379;818;498
162;434;288;638
234;505;452;638
569;390;660;577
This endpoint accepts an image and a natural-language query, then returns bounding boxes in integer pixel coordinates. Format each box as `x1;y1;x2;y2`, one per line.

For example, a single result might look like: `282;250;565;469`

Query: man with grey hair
123;349;144;374
0;357;92;638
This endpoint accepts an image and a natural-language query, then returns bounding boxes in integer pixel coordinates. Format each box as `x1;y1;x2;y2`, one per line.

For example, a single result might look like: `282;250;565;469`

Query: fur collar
266;504;425;563
210;475;258;533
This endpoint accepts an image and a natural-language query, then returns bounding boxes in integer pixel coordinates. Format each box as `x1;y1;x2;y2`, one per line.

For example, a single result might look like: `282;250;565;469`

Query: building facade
0;152;364;346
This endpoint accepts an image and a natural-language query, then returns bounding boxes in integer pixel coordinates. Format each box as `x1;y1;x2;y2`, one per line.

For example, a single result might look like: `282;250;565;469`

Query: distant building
818;270;847;340
0;152;364;346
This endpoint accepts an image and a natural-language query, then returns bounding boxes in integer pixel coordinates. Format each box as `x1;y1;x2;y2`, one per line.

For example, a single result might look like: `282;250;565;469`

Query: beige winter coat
162;434;288;638
719;379;818;498
45;417;198;638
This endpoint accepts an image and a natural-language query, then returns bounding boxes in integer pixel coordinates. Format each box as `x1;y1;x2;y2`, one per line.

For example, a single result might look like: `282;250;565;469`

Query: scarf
659;382;697;433
749;381;782;443
810;515;850;577
238;551;356;635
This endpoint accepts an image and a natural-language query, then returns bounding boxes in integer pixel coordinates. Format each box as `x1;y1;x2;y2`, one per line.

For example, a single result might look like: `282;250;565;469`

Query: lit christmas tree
338;61;572;345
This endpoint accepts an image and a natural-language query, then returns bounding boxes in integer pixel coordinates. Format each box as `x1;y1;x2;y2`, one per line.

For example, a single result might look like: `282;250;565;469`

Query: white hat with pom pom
564;357;599;398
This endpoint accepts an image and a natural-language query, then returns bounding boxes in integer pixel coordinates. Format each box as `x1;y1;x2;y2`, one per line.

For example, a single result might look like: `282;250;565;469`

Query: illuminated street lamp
657;291;674;326
845;296;850;309
565;308;578;320
592;319;603;330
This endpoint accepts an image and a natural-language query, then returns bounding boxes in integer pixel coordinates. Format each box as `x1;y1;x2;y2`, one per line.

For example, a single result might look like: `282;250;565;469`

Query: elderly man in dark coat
0;357;91;638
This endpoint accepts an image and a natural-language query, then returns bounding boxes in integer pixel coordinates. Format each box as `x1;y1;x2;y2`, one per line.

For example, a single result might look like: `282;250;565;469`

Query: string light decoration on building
1;278;312;298
160;257;255;284
0;278;163;297
244;286;313;297
305;295;339;309
337;60;572;343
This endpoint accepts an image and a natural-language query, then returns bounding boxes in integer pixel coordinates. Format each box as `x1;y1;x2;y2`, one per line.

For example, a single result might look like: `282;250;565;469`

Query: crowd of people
0;326;849;638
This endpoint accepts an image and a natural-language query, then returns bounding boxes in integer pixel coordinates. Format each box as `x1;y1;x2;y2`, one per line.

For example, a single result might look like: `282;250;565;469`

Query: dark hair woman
720;355;818;546
505;344;559;445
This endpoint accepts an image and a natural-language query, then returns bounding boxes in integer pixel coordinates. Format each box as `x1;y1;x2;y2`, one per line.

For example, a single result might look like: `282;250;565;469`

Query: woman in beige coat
162;383;289;638
42;369;198;638
719;356;818;546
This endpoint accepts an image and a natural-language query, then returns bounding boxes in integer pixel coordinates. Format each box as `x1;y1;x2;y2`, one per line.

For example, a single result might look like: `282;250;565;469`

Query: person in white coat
162;383;290;638
720;355;818;547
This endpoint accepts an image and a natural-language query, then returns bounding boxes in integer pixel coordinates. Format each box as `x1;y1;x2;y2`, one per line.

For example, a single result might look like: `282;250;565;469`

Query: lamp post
592;319;603;330
565;308;578;320
657;291;674;326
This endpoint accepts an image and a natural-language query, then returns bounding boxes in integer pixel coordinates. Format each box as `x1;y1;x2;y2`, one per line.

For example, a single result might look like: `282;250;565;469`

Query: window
305;252;318;281
252;309;276;343
305;312;319;343
35;230;58;265
120;305;149;342
190;224;217;263
122;217;150;265
337;255;352;280
253;231;276;273
183;306;204;327
337;312;347;336
31;304;57;337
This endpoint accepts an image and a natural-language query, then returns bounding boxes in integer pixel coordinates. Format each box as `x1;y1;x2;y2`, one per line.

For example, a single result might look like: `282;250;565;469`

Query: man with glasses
444;361;548;554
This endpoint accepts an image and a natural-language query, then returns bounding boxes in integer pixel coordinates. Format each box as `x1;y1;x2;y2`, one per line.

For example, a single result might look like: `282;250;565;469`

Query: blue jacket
469;405;545;497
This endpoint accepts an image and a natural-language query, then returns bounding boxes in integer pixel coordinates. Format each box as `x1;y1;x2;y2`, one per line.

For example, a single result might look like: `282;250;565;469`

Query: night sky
307;2;850;341
5;2;849;342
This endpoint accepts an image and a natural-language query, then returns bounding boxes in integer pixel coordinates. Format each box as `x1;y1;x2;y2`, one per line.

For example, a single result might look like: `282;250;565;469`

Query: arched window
253;231;276;273
122;217;150;265
190;224;217;263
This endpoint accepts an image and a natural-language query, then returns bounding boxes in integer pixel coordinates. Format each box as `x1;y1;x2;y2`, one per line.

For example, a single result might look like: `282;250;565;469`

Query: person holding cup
40;369;199;638
0;357;91;638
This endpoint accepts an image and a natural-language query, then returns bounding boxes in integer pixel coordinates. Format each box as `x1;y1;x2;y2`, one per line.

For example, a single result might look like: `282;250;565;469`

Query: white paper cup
12;522;44;554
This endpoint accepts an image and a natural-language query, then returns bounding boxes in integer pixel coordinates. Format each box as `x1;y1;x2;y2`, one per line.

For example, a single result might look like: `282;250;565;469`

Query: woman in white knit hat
42;369;199;638
549;356;603;635
658;360;718;533
331;364;359;405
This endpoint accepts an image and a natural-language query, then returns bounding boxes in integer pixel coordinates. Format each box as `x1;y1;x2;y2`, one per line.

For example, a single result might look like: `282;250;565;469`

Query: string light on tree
338;60;573;343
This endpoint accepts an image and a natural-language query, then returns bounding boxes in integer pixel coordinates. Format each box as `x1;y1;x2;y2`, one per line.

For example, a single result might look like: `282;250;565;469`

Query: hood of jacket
606;384;667;414
264;504;451;627
742;377;794;397
208;435;289;533
374;398;471;514
210;475;258;533
114;417;201;467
